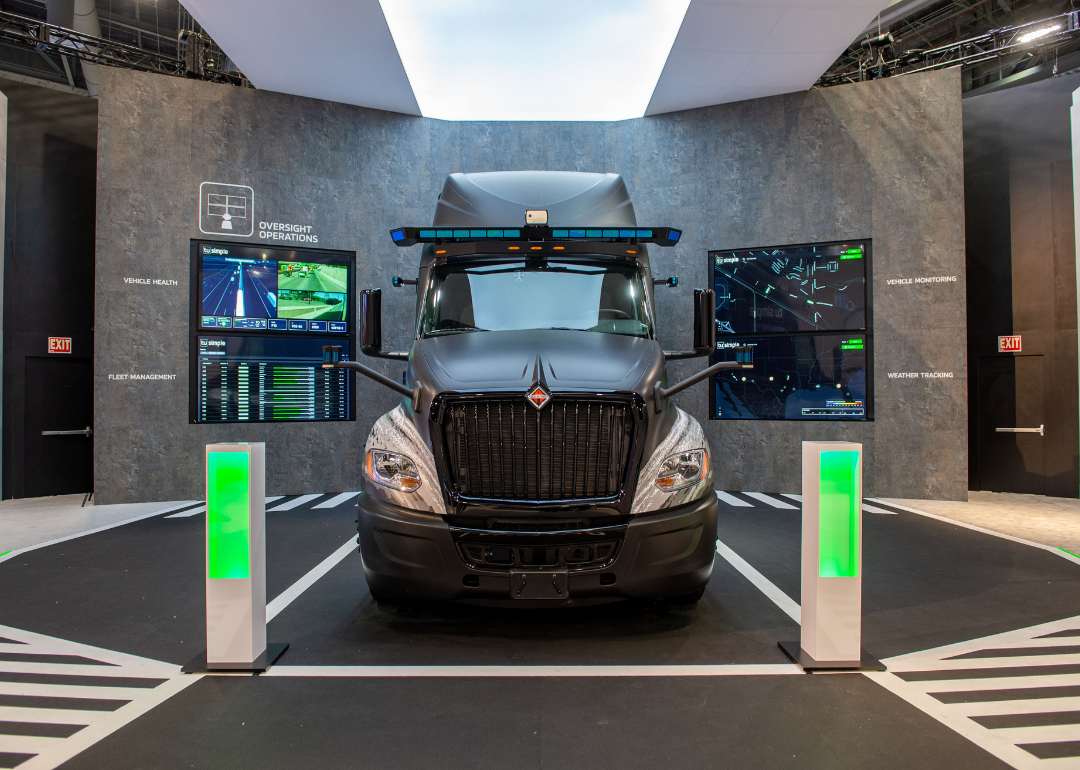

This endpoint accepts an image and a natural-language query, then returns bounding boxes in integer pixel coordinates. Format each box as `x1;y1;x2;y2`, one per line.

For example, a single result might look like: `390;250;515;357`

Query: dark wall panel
963;73;1080;498
95;67;967;503
2;80;96;499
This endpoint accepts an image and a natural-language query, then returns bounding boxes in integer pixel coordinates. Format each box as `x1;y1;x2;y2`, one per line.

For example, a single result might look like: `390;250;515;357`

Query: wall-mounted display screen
712;334;870;420
195;336;352;423
197;243;350;333
190;241;356;423
711;241;868;335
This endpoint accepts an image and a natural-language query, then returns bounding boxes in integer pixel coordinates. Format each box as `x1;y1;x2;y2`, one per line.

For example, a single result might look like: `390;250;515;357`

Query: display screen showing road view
711;241;867;335
277;291;345;320
712;334;868;420
202;256;279;318
198;245;349;331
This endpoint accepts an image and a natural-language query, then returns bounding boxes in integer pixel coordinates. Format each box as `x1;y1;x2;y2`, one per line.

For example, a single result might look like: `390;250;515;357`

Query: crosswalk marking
742;492;797;509
267;494;323;512
715;492;900;515
165;496;286;519
0;625;201;770
870;614;1080;768
313;492;360;509
862;502;896;514
164;505;204;519
715;491;752;507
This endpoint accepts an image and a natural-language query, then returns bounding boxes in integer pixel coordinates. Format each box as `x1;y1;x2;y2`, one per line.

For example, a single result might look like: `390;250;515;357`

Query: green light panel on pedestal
818;450;860;578
207;452;250;579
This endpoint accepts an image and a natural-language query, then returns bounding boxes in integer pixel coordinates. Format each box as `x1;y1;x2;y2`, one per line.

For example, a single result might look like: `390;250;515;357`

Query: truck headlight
366;450;422;493
655;449;707;491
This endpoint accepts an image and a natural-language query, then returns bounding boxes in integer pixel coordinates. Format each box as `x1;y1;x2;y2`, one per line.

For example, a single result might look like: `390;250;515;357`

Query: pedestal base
779;641;885;672
182;642;289;674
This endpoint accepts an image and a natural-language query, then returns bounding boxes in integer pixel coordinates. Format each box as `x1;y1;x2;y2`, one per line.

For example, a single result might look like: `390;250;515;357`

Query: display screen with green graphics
207;451;251;579
818;450;860;578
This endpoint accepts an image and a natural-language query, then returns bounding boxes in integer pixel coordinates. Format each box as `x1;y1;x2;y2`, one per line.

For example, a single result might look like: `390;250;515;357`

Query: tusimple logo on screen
199;182;254;237
48;337;71;354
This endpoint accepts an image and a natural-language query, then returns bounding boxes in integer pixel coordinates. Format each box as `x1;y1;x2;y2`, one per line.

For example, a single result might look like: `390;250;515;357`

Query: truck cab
345;171;748;605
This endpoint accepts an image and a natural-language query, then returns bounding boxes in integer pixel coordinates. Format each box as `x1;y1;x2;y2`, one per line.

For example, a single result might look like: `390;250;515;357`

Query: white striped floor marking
0;624;201;770
715;491;752;507
313;492;360;509
862;502;896;515
265;664;801;678
742;492;797;509
164;505;204;519
165;496;286;519
266;537;357;621
714;511;1080;769
870;614;1080;769
714;538;800;623
267;494;323;512
0;501;200;562
781;494;802;503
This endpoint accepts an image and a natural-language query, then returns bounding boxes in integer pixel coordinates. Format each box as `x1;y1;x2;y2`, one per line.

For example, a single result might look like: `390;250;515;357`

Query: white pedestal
184;442;285;673
780;440;882;671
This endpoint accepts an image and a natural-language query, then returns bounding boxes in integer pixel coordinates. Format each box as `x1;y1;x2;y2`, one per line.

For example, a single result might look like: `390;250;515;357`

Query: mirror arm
362;348;410;361
654;360;751;413
663;348;710;360
328;361;421;412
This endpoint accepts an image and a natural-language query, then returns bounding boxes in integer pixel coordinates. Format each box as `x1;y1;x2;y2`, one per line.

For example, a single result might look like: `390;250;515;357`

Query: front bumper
357;492;717;604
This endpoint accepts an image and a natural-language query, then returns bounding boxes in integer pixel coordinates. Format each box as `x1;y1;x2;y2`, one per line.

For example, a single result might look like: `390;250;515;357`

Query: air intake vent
442;398;634;502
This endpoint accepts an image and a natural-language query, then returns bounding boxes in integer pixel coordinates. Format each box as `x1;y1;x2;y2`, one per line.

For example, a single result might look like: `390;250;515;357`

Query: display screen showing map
711;241;868;335
712;334;869;420
196;243;350;333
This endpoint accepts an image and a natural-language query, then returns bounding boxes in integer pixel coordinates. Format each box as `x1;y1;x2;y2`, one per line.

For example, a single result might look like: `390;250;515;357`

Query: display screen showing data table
195;336;352;422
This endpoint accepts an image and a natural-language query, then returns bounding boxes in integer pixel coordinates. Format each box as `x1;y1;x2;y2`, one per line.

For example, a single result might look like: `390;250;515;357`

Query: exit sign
48;337;71;354
998;335;1022;353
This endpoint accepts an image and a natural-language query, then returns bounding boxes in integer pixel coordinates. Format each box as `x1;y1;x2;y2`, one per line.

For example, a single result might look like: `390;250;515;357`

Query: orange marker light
627;249;637;254
508;246;520;251
553;246;564;250
531;246;542;251
436;249;446;254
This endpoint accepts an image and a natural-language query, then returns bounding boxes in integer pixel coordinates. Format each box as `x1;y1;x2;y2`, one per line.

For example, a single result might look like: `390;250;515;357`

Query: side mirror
663;288;716;360
692;288;716;353
361;289;383;355
361;288;409;361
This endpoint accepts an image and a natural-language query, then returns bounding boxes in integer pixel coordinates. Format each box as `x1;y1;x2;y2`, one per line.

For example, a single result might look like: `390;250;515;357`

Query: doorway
977;355;1046;494
23;357;92;497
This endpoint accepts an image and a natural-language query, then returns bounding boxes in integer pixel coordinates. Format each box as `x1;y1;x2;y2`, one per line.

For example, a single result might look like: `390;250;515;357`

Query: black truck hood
414;329;659;393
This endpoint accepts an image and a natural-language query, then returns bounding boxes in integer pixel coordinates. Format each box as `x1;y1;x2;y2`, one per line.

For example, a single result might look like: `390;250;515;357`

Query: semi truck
324;171;750;605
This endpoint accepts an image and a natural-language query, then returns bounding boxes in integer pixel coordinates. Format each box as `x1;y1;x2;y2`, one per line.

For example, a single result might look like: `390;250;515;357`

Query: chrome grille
442;398;633;501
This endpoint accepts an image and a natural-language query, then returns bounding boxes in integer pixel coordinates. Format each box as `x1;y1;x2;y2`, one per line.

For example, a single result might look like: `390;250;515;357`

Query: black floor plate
182;642;289;674
778;640;886;672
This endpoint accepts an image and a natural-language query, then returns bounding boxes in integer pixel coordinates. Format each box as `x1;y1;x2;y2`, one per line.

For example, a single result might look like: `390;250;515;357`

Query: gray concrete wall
95;66;966;503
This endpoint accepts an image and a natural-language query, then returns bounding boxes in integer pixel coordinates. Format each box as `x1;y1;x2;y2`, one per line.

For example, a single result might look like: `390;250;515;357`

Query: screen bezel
709;238;873;421
188;240;358;424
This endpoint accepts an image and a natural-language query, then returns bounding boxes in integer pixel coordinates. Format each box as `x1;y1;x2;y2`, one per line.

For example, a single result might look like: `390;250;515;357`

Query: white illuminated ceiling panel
646;0;891;115
181;0;891;121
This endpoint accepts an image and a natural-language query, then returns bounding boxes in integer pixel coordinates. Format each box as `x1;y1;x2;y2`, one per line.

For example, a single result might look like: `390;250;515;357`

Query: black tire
663;588;706;607
369;588;397;606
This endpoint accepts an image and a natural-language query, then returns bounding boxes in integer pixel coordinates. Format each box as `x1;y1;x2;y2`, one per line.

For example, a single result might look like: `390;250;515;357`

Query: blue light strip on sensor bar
389;226;682;247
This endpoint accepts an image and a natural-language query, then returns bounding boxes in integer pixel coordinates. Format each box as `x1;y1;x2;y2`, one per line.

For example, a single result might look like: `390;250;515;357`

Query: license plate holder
510;570;568;600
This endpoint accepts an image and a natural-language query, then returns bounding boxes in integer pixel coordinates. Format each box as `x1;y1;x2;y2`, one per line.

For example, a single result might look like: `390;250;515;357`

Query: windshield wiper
428;325;485;335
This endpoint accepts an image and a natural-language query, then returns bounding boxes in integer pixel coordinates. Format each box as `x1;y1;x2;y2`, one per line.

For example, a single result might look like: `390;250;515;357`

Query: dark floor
0;493;1073;768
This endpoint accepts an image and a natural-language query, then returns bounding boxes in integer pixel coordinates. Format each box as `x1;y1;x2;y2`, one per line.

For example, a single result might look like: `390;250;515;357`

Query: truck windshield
420;261;652;338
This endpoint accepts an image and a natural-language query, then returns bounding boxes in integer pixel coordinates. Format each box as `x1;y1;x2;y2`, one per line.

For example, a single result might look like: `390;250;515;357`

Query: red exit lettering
998;335;1022;353
48;337;71;354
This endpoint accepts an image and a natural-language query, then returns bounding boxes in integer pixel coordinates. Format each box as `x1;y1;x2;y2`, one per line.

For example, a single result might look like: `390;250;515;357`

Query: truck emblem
526;384;551;410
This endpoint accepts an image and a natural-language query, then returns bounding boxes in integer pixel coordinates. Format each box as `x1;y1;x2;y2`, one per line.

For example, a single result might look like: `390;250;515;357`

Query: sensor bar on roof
388;226;682;247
